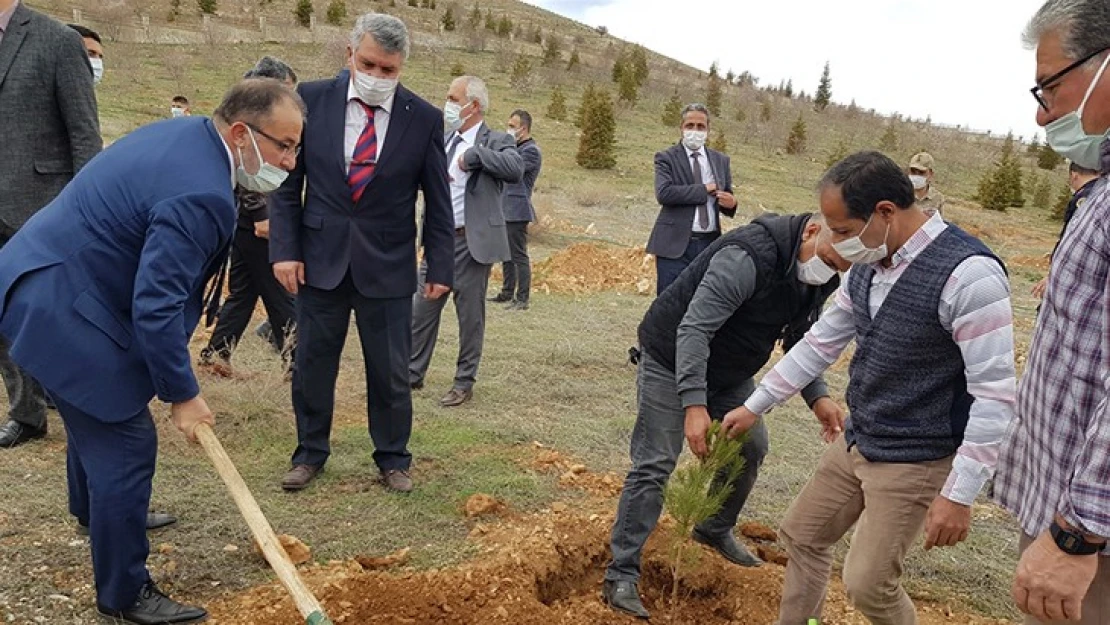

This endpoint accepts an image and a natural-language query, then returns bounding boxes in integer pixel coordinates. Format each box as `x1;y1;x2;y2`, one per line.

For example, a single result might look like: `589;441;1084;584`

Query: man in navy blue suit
270;13;454;494
0;79;305;624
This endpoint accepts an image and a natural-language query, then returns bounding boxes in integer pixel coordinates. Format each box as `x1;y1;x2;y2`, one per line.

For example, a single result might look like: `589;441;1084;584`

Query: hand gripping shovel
195;423;334;625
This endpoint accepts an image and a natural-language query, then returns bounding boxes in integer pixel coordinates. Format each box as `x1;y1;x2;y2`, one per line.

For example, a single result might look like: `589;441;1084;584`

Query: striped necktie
348;100;377;203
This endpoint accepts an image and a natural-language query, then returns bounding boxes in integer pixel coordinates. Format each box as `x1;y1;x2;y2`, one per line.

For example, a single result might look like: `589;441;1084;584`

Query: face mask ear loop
1078;52;1110;119
246;126;265;176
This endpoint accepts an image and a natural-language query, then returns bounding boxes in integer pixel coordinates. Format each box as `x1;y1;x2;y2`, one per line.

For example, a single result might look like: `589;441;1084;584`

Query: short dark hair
819;151;916;220
68;24;101;43
244;56;298;84
212;78;306;127
172;95;190;106
1069;160;1100;176
510;109;532;131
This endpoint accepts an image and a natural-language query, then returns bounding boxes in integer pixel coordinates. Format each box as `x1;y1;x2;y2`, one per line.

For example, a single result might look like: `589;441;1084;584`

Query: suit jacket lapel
327;72;349;180
466;123;490;190
0;5;31;91
372;84;415;174
672;143;696;185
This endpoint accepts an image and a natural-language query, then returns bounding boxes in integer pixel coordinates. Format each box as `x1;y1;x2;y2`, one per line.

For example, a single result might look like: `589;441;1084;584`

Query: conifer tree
785;113;807;154
547;85;568;121
577;87;617;169
814;61;832;111
662;91;682;127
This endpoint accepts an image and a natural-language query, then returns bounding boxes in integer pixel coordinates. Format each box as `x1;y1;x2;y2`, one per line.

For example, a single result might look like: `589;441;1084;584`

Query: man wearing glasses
199;57;299;375
996;1;1110;622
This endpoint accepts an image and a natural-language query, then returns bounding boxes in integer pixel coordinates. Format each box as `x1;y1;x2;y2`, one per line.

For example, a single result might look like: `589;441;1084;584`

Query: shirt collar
346;79;394;115
453;121;482;146
888;211;947;269
683;145;704;159
0;1;20;34
218;131;237;187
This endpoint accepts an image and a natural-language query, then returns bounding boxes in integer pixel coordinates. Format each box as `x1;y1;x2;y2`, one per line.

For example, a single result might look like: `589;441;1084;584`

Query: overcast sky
522;0;1047;140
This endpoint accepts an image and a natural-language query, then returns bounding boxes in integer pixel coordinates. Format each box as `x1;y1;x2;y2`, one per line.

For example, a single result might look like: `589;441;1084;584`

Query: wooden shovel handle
195;423;332;624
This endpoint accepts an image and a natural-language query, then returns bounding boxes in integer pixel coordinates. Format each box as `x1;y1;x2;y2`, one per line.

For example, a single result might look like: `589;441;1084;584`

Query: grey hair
681;103;711;125
244;56;297;84
349;13;410;59
213;78;306;126
456;75;490;113
1024;0;1110;64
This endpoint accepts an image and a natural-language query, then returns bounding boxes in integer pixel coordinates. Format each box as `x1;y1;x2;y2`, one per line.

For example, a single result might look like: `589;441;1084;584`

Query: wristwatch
1050;520;1106;555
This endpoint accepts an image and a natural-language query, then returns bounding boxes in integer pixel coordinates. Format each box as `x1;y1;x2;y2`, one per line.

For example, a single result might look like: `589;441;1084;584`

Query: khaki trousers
776;436;952;625
1020;534;1110;625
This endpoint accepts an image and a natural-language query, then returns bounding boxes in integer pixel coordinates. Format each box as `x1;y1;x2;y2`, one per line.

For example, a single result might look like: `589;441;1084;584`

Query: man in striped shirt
722;151;1016;625
995;2;1110;623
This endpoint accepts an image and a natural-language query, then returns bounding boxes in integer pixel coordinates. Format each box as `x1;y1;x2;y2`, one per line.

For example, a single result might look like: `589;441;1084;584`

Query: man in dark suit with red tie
269;12;454;494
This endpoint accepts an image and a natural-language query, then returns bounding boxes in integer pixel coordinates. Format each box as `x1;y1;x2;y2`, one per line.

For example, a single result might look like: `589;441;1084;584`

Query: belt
690;231;719;240
455;226;466;235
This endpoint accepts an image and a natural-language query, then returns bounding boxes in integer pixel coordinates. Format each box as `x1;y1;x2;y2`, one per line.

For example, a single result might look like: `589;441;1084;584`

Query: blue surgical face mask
1046;52;1110;171
235;127;289;193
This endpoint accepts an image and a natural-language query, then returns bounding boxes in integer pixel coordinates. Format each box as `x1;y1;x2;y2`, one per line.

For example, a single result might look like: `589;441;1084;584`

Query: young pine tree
496;14;512;37
618;64;639;106
543;35;562;66
294;0;314;28
467;3;481;29
814;61;832;111
661;91;682;127
629;45;649;87
1052;183;1072;220
325;0;347;26
760;99;772;123
547;85;568;121
484;9;495;31
450;60;465;77
577;88;617;169
197;0;217;14
566;49;581;72
1032;175;1053;209
706;62;723;116
826;139;851;168
785;114;807;154
441;6;456;31
709;131;728;154
879;125;898;153
1037;145;1063;170
663;423;747;611
509;55;532;91
575;82;597;128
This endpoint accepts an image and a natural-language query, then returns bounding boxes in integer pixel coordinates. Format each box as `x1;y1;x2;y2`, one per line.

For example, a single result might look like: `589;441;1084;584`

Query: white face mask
797;255;837;286
353;70;397;106
1045;52;1110;171
444;101;472;133
90;58;104;85
832;213;890;265
507;126;521;140
235;126;289;193
682;129;707;151
909;174;928;190
171;106;185;118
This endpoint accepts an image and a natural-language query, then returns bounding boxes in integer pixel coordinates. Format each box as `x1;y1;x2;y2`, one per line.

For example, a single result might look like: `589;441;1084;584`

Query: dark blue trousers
291;273;413;472
56;395;155;612
655;234;718;295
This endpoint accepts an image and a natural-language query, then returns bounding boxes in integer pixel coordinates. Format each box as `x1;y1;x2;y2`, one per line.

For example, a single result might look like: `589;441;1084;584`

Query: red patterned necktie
348;100;377;203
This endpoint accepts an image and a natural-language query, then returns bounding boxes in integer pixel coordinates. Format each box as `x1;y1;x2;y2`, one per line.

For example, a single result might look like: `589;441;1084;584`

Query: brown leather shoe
281;464;322;491
381;469;413;493
439;388;473;407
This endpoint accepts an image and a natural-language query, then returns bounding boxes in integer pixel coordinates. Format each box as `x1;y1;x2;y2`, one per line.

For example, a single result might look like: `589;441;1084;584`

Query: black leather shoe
601;579;650;619
78;512;178;536
487;293;512;303
692;528;763;567
0;419;46;448
97;581;207;624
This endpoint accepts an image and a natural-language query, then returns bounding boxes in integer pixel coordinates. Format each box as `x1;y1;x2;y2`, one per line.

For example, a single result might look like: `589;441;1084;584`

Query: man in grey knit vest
723;151;1016;625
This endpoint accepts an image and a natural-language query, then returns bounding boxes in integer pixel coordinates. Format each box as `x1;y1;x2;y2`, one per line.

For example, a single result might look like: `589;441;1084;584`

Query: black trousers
498;221;531;302
204;228;295;361
291;273;413;472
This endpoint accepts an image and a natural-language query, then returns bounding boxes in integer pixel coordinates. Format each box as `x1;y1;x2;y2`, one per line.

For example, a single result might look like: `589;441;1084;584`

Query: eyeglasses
1031;47;1110;112
247;123;301;158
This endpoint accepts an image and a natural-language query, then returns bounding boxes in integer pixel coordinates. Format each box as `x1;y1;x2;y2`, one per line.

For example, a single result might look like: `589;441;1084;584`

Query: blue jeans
655;234;717;295
606;351;769;583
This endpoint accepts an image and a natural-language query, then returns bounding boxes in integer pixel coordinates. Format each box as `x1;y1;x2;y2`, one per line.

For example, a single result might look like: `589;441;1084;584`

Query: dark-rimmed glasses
1031;47;1110;111
247;123;301;158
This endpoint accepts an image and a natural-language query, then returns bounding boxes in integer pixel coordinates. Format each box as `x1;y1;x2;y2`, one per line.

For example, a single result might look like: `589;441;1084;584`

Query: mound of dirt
532;243;655;295
205;507;1006;625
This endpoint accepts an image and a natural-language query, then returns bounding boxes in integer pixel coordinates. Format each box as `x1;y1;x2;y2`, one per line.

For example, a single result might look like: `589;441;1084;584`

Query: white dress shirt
683;145;718;233
447;123;481;228
344;81;394;172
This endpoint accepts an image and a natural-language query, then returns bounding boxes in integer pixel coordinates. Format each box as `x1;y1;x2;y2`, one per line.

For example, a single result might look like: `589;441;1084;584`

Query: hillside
32;0;1064;225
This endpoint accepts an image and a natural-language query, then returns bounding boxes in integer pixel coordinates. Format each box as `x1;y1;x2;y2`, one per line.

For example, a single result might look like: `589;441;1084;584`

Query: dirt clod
464;493;505;518
252;534;311;566
356;547;411;571
740;522;779;543
757;545;790;566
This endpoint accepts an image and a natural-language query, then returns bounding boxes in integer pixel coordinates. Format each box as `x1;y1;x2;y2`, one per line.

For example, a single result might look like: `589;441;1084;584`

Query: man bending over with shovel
0;79;304;624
